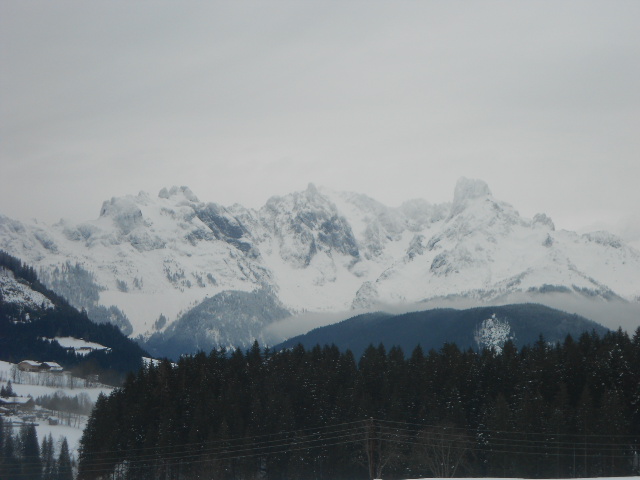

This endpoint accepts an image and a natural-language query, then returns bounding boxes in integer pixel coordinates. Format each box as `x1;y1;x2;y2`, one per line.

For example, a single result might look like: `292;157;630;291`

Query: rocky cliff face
1;179;638;354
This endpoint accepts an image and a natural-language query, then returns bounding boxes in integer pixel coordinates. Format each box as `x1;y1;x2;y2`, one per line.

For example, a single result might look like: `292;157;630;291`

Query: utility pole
366;418;378;480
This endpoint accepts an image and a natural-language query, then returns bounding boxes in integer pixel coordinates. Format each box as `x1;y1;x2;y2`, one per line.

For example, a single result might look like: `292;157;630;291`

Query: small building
41;362;63;373
18;360;65;373
18;360;42;372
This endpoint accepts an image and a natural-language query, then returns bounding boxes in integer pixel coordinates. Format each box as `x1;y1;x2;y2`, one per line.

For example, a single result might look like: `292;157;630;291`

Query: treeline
35;392;94;416
0;419;73;480
0;250;39;285
78;329;640;480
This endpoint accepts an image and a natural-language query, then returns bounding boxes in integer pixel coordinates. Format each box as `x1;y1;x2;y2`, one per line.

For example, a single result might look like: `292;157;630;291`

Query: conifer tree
481;393;515;476
41;433;56;480
576;385;596;476
548;383;572;477
598;388;630;476
1;380;15;397
20;424;42;480
3;424;22;480
57;438;73;480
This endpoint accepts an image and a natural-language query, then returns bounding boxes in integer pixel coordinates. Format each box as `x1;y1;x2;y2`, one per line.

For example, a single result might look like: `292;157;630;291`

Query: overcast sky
1;1;639;245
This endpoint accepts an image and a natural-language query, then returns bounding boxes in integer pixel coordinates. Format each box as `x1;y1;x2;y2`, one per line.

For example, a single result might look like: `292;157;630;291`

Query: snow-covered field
2;411;86;460
0;360;114;459
48;336;111;356
0;361;113;402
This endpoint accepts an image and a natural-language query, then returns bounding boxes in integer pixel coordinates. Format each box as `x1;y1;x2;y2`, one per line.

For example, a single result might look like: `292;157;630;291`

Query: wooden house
17;360;42;372
40;361;64;373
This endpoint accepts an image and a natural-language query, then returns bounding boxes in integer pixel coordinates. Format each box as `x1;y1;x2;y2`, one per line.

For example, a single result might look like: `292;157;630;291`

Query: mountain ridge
274;303;610;359
0;178;638;356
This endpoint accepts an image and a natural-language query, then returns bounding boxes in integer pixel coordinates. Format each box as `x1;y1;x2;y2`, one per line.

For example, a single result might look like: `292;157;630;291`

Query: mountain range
1;178;638;356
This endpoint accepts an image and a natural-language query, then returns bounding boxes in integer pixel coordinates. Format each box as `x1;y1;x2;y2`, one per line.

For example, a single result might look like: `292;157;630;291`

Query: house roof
41;362;63;370
19;360;41;367
18;360;64;370
0;396;33;405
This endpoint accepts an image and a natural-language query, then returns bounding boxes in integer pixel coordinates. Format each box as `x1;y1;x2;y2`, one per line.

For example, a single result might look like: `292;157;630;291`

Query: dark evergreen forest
79;329;640;480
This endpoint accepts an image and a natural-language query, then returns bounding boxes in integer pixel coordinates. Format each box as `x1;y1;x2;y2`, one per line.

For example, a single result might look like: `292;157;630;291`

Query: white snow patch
474;314;514;354
0;267;53;310
49;337;111;355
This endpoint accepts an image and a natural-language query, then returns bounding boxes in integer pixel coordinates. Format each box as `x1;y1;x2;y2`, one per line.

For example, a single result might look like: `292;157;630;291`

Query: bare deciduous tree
413;422;471;477
361;419;406;479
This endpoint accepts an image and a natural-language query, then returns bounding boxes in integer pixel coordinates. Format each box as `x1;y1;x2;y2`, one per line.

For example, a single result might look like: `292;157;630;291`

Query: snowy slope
0;267;53;311
0;360;113;461
353;179;640;307
1;179;638;350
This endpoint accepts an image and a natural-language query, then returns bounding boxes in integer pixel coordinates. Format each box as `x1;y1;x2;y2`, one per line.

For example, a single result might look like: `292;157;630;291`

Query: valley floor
0;360;114;460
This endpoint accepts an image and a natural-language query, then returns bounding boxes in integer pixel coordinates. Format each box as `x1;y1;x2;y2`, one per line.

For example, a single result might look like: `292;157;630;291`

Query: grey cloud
0;1;638;238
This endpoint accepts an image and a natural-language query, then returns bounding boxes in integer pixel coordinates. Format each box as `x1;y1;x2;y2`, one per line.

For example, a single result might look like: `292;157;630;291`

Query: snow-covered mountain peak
582;230;626;249
1;179;639;353
260;185;359;269
533;213;555;231
264;182;338;216
450;177;492;217
158;186;200;203
93;187;205;237
305;182;320;196
98;196;145;235
440;181;524;244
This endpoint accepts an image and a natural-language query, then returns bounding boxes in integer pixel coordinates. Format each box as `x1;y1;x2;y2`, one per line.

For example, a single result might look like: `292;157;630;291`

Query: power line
378;417;640;440
6;417;638;478
77;419;370;460
78;423;370;470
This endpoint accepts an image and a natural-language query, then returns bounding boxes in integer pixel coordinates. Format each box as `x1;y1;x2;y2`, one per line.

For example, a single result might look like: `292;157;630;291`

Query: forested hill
275;303;609;358
79;330;640;480
0;250;148;382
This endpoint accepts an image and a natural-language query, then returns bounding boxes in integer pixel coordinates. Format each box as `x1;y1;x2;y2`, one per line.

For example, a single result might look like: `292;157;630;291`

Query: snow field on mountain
50;337;110;355
555;230;640;299
262;246;361;312
0;267;53;310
